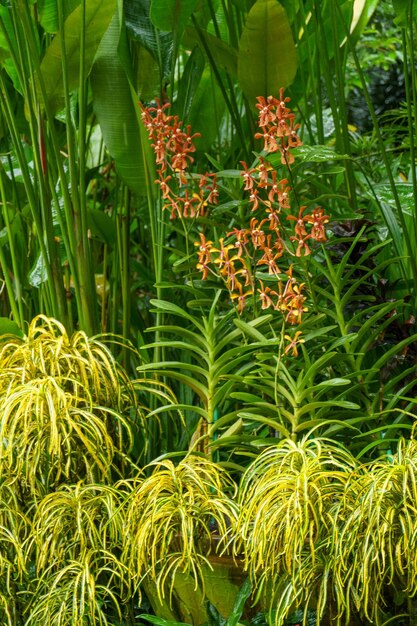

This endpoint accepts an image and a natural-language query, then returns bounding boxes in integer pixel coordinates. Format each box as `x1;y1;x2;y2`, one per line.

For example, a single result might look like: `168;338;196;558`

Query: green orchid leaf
313;378;351;389
366;333;417;380
37;0;117;113
136;366;208;401
233;318;268;342
147;404;209;420
141;339;208;359
327;333;359;350
149;299;204;330
137;360;208;380
297;418;360;434
237;0;297;104
150;0;199;33
237;412;291;437
146;324;207;349
296;401;360;420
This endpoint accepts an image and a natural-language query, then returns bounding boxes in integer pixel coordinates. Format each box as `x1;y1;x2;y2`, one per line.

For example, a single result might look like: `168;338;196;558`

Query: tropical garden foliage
0;0;417;624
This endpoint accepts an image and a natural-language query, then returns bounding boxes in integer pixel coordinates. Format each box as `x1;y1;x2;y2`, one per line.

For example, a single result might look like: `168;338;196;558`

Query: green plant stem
0;172;24;326
57;0;96;334
402;26;417;241
121;185;131;353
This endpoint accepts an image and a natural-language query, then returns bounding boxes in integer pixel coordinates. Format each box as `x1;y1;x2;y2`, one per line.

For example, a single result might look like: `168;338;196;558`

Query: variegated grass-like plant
0;315;138;414
25;482;129;626
334;437;417;625
235;437;358;625
122;455;238;603
0;315;144;498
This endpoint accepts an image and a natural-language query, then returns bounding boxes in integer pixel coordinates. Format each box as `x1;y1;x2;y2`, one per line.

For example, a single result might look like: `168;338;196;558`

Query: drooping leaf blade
90;13;146;195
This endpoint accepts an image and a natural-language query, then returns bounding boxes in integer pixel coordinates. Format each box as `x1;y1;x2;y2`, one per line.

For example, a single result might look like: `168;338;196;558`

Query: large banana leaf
38;0;80;33
37;0;116;113
237;0;297;104
150;0;199;34
124;0;173;88
90;14;146;195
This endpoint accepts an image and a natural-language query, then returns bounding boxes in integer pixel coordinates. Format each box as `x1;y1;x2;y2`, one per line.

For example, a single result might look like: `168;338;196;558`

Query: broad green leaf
392;0;417;24
294;145;350;163
124;0;173;84
90;14;146;195
87;208;116;246
373;183;416;216
0;317;24;338
28;251;49;286
237;0;297;104
150;0;199;33
0;6;20;89
38;0;80;33
184;25;238;76
226;577;252;626
174;45;205;122
136;44;161;100
349;0;379;42
37;0;116;113
187;67;225;152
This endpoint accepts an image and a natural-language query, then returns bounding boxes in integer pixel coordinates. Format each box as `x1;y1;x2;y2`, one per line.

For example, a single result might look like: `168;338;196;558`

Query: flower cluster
195;90;330;336
141;100;218;219
254;88;302;165
142;91;330;356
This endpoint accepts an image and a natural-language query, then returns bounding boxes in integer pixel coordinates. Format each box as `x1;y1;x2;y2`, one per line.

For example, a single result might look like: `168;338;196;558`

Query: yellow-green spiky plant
333;437;417;625
0;315;145;624
24;483;129;626
0;315;144;500
235;436;358;625
122;455;238;603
